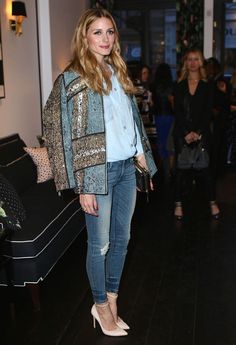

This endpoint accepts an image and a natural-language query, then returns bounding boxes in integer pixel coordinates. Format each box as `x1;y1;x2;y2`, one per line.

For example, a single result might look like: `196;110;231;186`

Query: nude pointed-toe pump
91;304;128;337
107;292;130;330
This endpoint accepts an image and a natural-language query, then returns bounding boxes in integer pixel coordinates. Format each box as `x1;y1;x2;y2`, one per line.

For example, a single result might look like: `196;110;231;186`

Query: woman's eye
108;30;114;35
94;31;101;35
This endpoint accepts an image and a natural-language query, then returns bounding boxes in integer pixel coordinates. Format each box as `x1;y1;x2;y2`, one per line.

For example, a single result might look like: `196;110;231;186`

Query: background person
151;62;175;180
205;57;231;178
133;64;154;126
173;49;220;220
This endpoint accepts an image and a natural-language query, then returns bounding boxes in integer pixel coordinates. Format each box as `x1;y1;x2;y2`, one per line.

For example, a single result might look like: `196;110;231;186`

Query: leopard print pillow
24;147;53;183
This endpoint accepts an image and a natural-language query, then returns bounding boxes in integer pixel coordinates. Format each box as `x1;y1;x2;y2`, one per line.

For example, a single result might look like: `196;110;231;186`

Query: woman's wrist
135;153;148;170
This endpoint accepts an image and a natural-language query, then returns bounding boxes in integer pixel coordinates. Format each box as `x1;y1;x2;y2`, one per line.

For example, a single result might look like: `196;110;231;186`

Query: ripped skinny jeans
85;158;137;304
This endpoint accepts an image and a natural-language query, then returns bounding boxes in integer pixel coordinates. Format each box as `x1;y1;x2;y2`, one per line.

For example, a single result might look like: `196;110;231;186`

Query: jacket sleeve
131;96;157;177
42;74;73;191
174;82;191;138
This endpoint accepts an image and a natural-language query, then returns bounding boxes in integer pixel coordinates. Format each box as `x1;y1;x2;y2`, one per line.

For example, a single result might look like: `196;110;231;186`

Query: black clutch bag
134;160;151;201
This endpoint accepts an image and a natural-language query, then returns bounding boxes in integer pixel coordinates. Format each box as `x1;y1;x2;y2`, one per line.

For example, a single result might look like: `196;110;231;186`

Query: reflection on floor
1;170;236;345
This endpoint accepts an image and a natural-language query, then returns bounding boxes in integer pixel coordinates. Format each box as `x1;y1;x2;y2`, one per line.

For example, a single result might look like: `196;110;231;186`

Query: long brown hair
67;8;135;95
178;48;207;82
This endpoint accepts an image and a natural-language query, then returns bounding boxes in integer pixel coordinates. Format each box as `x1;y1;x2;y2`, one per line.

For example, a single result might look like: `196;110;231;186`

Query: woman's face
185;52;202;73
86;17;115;62
141;67;150;82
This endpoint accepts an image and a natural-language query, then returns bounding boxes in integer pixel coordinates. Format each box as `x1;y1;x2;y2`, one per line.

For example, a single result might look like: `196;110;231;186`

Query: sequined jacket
43;70;157;194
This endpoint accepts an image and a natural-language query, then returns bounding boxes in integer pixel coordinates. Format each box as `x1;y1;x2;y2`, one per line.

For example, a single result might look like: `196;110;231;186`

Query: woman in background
173;49;220;220
43;8;156;337
205;57;231;178
134;64;154;126
151;63;175;179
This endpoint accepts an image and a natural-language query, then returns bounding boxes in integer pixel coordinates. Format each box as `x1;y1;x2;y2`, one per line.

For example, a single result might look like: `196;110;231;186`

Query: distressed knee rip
100;242;109;256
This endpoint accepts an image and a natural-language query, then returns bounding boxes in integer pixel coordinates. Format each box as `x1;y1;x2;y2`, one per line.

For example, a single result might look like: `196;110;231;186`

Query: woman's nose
102;34;109;42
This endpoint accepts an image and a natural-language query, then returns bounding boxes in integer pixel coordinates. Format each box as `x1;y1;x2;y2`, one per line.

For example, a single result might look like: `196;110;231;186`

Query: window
113;2;176;79
224;3;236;76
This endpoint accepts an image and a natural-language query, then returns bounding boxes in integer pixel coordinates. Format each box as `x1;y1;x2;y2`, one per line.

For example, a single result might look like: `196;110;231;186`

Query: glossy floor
1;171;236;345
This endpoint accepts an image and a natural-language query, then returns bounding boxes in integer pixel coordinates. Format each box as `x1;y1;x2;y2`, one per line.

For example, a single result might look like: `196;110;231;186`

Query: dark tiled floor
1;170;236;345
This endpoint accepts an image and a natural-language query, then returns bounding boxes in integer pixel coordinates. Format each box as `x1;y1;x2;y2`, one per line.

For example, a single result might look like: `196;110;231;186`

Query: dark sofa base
0;133;85;291
0;208;85;287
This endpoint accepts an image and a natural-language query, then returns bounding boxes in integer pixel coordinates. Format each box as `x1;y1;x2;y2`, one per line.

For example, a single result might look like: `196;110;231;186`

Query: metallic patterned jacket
43;70;157;194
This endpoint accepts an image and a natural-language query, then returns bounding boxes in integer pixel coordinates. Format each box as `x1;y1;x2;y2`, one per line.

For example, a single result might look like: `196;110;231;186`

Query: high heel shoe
107;292;130;330
174;201;183;221
91;304;127;337
210;201;220;220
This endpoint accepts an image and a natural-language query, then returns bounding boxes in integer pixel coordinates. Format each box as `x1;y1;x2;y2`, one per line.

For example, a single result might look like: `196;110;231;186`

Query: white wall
0;0;89;145
37;0;53;109
49;0;88;83
0;0;41;146
37;0;88;107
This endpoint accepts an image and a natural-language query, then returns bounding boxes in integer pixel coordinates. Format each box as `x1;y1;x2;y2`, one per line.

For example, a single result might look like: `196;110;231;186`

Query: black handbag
177;140;209;170
134;159;151;201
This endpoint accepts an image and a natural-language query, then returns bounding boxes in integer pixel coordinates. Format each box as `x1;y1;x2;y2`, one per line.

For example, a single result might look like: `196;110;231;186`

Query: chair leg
2;254;16;320
26;283;41;312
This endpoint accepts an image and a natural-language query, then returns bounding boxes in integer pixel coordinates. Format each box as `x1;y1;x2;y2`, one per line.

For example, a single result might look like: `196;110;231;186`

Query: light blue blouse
103;70;143;162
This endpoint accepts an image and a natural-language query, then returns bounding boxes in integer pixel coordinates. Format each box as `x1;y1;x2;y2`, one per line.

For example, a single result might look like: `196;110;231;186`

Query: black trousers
174;168;216;202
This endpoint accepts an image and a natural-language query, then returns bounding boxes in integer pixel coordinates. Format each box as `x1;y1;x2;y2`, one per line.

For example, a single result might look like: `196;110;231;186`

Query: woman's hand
231;105;236;112
79;194;98;216
184;132;195;144
149;179;154;191
136;153;148;171
217;80;227;93
135;153;154;191
184;131;201;144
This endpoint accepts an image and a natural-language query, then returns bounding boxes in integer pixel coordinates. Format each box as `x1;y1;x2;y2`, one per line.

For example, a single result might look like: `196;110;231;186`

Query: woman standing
151;63;175;179
133;64;154;126
205;57;230;178
173;49;220;220
43;8;157;337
